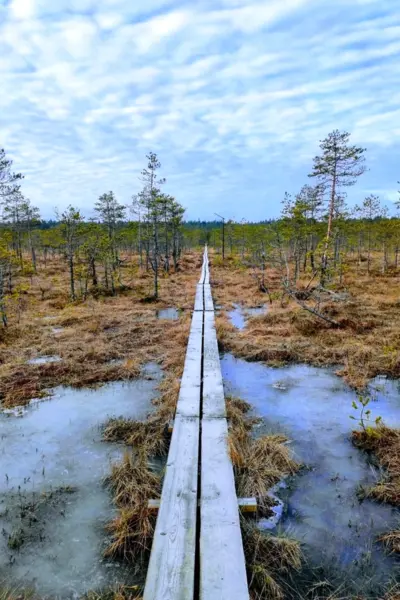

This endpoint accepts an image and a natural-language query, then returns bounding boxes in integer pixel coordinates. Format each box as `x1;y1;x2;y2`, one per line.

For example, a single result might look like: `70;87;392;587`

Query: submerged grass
352;425;400;507
104;453;161;564
0;586;143;600
97;257;202;570
352;424;400;556
225;366;399;598
84;586;142;600
226;392;302;599
0;253;200;600
211;253;400;389
243;521;302;600
103;417;169;458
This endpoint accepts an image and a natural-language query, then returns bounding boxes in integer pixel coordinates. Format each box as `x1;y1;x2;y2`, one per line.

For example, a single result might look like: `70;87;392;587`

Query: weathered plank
194;284;204;312
202;311;226;419
203;284;213;311
203;247;210;284
148;497;257;514
199;249;207;284
200;417;249;600
145;246;249;600
175;311;202;418
143;414;200;600
239;497;257;513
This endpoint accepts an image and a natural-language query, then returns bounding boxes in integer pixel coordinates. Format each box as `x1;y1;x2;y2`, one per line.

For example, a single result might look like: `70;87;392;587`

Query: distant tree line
0;150;186;323
1;131;400;326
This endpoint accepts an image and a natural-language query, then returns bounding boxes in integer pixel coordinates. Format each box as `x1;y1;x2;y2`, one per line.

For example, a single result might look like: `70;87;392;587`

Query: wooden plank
199;249;206;284
175;311;202;418
239;498;257;513
200;417;249;600
143;414;200;600
203;284;213;311
204;248;210;284
148;497;257;514
194;284;204;312
175;384;201;418
202;311;225;418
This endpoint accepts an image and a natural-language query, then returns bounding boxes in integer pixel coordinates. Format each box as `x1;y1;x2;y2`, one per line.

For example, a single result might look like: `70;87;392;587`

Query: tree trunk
310;234;315;271
367;227;371;274
69;253;75;300
382;241;387;274
91;257;98;287
0;266;7;327
321;169;336;286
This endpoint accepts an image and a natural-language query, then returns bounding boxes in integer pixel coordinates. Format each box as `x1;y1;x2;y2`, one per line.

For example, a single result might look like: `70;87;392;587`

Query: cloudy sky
0;0;399;221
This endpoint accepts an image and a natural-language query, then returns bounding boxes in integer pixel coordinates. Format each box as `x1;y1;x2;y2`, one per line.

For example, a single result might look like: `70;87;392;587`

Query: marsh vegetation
1;132;399;599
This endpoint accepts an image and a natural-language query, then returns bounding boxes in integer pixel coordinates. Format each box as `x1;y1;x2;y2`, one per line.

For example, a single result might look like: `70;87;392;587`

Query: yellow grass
0;252;200;408
211;253;400;389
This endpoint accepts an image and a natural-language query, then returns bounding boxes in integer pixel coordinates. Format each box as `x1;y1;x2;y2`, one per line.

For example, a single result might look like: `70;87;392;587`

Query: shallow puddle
0;366;161;597
156;307;180;320
221;354;400;591
228;303;267;329
27;355;62;365
51;326;64;335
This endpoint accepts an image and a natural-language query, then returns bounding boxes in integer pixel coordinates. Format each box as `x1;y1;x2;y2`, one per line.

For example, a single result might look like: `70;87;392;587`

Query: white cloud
0;0;400;220
10;0;36;19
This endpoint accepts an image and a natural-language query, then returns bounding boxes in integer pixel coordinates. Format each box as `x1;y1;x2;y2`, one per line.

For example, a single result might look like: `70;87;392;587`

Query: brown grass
227;394;299;499
0;252;199;408
211;253;400;389
379;530;400;554
242;520;302;600
352;425;400;556
84;586;142;600
226;391;302;598
104;453;161;562
102;417;170;458
352;425;400;506
0;252;202;582
0;588;143;600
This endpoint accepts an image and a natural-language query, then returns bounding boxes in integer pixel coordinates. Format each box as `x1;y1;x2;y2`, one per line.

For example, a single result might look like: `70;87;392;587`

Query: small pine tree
309;130;366;284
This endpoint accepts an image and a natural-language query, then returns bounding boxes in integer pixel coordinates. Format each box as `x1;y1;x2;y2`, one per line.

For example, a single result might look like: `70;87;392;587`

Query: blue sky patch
0;0;399;220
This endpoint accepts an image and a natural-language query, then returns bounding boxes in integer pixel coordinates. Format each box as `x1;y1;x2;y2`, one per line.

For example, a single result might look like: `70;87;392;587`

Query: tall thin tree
309;130;366;284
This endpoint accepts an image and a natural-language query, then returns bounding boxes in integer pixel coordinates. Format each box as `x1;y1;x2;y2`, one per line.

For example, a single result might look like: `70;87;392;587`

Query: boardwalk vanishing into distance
144;247;249;600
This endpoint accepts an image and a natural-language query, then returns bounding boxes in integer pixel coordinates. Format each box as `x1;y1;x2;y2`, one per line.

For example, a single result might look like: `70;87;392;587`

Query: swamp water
156;307;181;320
27;355;62;365
0;364;161;597
228;303;267;330
221;354;400;593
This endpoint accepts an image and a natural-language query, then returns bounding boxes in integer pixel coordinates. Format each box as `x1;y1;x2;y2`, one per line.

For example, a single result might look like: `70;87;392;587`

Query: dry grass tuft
103;417;169;458
352;425;400;557
225;389;302;598
379;530;400;554
105;453;161;562
226;393;297;501
105;505;156;562
352;425;400;506
106;452;161;507
242;520;301;600
84;586;143;600
230;431;299;498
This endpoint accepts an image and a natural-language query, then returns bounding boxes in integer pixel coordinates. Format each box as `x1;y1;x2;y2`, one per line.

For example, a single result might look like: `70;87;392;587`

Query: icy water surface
156;307;181;320
228;303;267;329
0;364;161;597
221;354;400;590
27;355;62;365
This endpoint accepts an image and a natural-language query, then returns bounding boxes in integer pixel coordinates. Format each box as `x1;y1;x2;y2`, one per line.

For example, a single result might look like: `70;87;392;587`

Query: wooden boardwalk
143;247;249;600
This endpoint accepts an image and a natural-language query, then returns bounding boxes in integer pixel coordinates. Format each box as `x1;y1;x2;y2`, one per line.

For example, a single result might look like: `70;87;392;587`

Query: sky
0;0;399;222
